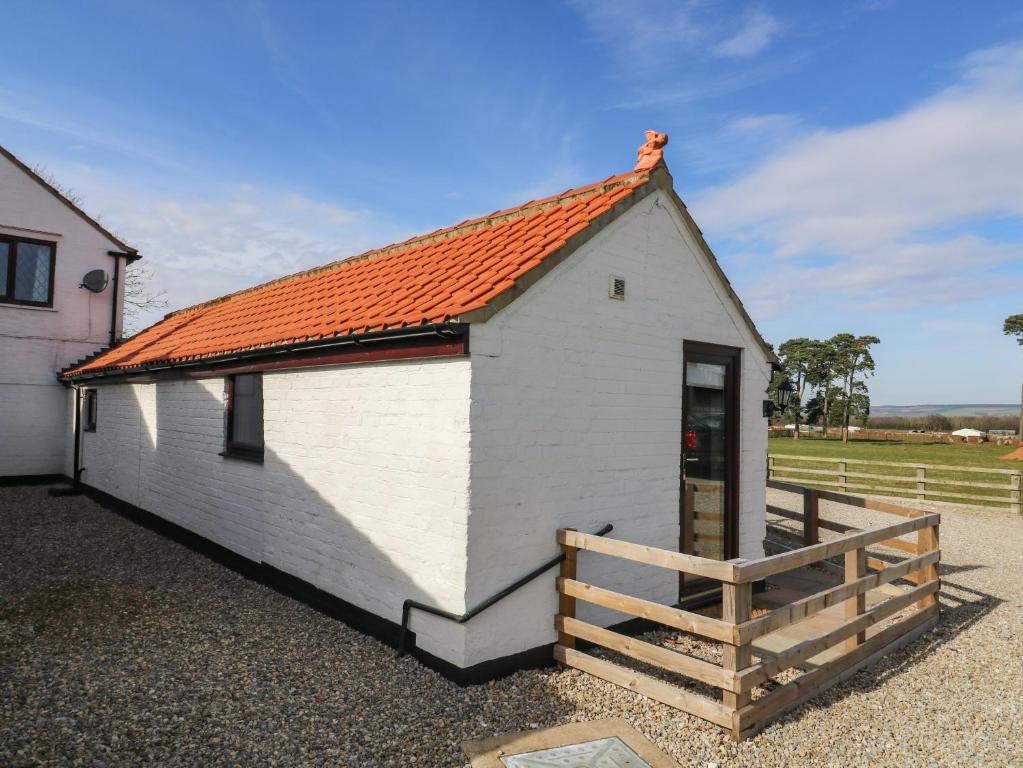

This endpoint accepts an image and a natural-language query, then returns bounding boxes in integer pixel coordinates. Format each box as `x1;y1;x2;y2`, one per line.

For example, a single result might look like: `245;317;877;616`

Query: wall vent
609;275;626;300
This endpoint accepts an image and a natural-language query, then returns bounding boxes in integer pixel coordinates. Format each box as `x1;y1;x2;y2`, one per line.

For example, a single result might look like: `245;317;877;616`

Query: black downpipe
72;386;82;488
396;523;613;657
109;253;120;347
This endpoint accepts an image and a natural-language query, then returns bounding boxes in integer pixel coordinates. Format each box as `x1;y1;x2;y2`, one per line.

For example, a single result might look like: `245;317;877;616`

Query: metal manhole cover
499;736;653;767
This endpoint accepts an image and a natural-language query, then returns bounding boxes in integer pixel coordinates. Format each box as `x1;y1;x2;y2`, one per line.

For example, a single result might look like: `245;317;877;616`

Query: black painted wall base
1;473;66;486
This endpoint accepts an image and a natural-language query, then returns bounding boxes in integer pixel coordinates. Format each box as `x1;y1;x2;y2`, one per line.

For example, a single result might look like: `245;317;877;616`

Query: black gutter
62;322;469;383
396;522;613;657
107;251;122;347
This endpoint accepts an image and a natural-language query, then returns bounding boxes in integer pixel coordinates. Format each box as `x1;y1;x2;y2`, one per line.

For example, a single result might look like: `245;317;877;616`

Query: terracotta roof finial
634;130;669;172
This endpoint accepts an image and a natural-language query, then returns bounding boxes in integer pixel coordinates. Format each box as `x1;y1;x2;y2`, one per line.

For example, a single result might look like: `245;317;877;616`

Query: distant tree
1004;314;1023;344
833;382;871;429
850;384;871;427
777;338;817;438
803;391;823;429
806;340;841;435
1006;315;1023;442
924;413;953;432
832;333;880;443
804;385;844;429
121;262;167;336
32;164;84;206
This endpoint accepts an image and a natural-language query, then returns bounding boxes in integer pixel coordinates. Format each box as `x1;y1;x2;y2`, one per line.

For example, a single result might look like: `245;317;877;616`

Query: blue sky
3;0;1022;405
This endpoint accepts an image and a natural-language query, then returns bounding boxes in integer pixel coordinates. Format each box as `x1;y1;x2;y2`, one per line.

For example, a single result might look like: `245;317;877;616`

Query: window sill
220;448;264;464
0;302;57;312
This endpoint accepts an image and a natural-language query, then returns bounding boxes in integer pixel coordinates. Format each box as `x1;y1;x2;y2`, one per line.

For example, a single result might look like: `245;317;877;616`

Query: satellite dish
81;269;109;293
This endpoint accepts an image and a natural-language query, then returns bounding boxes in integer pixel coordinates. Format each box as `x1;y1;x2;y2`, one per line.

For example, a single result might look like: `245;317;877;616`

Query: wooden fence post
803;488;820;547
916;524;940;610
767;455;775;480
1011;472;1021;515
844;546;866;650
721;580;752;726
838;461;847;493
916;466;926;502
558;533;578;649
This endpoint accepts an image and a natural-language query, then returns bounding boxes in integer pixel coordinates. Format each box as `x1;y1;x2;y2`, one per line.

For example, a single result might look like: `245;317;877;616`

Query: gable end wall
464;189;772;666
0;151;125;476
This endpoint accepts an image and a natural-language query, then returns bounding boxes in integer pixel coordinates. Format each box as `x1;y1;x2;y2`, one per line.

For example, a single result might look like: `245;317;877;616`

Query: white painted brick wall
463;190;772;666
79;358;473;666
0;150;125;476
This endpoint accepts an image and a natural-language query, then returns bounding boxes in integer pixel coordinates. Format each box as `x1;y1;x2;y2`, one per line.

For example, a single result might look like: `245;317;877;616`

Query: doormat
461;719;678;768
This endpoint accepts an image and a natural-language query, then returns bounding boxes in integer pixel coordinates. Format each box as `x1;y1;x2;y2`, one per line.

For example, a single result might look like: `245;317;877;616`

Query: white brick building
57;135;777;679
0;145;139;479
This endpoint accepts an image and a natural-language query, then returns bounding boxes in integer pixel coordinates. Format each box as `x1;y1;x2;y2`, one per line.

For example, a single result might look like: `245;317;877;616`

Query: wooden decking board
751;566;913;668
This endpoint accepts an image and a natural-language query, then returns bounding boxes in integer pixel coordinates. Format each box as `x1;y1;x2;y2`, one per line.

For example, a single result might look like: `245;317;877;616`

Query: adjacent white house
53;134;778;679
0;145;139;479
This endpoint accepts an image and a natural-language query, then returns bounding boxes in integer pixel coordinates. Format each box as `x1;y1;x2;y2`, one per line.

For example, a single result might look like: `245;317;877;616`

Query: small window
82;389;98;432
224;373;264;461
0;237;56;307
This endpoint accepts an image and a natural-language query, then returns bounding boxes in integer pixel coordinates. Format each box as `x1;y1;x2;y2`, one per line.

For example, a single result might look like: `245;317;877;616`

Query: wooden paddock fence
768;453;1022;514
554;485;941;740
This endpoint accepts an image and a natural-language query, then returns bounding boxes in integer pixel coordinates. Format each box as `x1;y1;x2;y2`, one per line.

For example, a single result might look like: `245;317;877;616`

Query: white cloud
693;42;1023;315
569;1;782;67
568;0;705;61
0;164;408;332
674;112;803;176
712;9;781;58
569;1;797;112
108;186;410;327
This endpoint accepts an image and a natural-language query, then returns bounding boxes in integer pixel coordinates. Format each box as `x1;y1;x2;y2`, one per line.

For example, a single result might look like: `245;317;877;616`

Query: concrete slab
461;719;679;768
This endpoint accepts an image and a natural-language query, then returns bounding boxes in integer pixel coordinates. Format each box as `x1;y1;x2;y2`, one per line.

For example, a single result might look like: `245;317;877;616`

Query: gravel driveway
2;485;1021;767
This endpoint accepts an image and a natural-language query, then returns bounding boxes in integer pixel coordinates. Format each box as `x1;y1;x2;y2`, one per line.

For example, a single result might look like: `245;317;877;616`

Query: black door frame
680;340;741;601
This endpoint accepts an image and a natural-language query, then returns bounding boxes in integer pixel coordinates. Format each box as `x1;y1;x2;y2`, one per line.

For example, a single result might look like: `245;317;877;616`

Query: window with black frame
0;237;56;307
224;373;264;461
82;389;98;432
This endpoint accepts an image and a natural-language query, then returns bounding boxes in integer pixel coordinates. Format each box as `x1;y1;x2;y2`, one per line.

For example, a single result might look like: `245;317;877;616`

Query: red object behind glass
685;430;699;452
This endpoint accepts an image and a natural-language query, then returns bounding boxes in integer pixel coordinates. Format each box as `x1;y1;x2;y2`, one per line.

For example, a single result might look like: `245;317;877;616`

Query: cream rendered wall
0;152;125;476
79;358;474;666
463;189;772;666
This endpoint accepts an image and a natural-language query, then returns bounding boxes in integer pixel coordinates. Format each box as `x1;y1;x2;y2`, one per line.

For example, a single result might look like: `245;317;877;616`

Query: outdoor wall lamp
763;377;796;417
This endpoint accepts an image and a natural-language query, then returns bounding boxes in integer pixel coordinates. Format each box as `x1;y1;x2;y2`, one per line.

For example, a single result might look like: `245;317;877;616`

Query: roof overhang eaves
59;322;468;383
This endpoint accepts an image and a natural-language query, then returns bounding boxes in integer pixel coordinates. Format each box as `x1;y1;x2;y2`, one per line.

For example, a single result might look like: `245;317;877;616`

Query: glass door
680;342;740;601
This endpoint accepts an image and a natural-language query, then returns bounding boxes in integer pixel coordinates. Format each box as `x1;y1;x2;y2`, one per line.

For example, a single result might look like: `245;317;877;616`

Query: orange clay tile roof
64;169;653;378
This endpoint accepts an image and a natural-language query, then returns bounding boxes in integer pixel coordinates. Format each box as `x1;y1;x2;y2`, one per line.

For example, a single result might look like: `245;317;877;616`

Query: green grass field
767;437;1021;508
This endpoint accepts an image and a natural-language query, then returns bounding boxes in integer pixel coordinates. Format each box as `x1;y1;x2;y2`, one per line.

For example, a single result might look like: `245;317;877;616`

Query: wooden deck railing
554;486;941;740
768;453;1021;513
